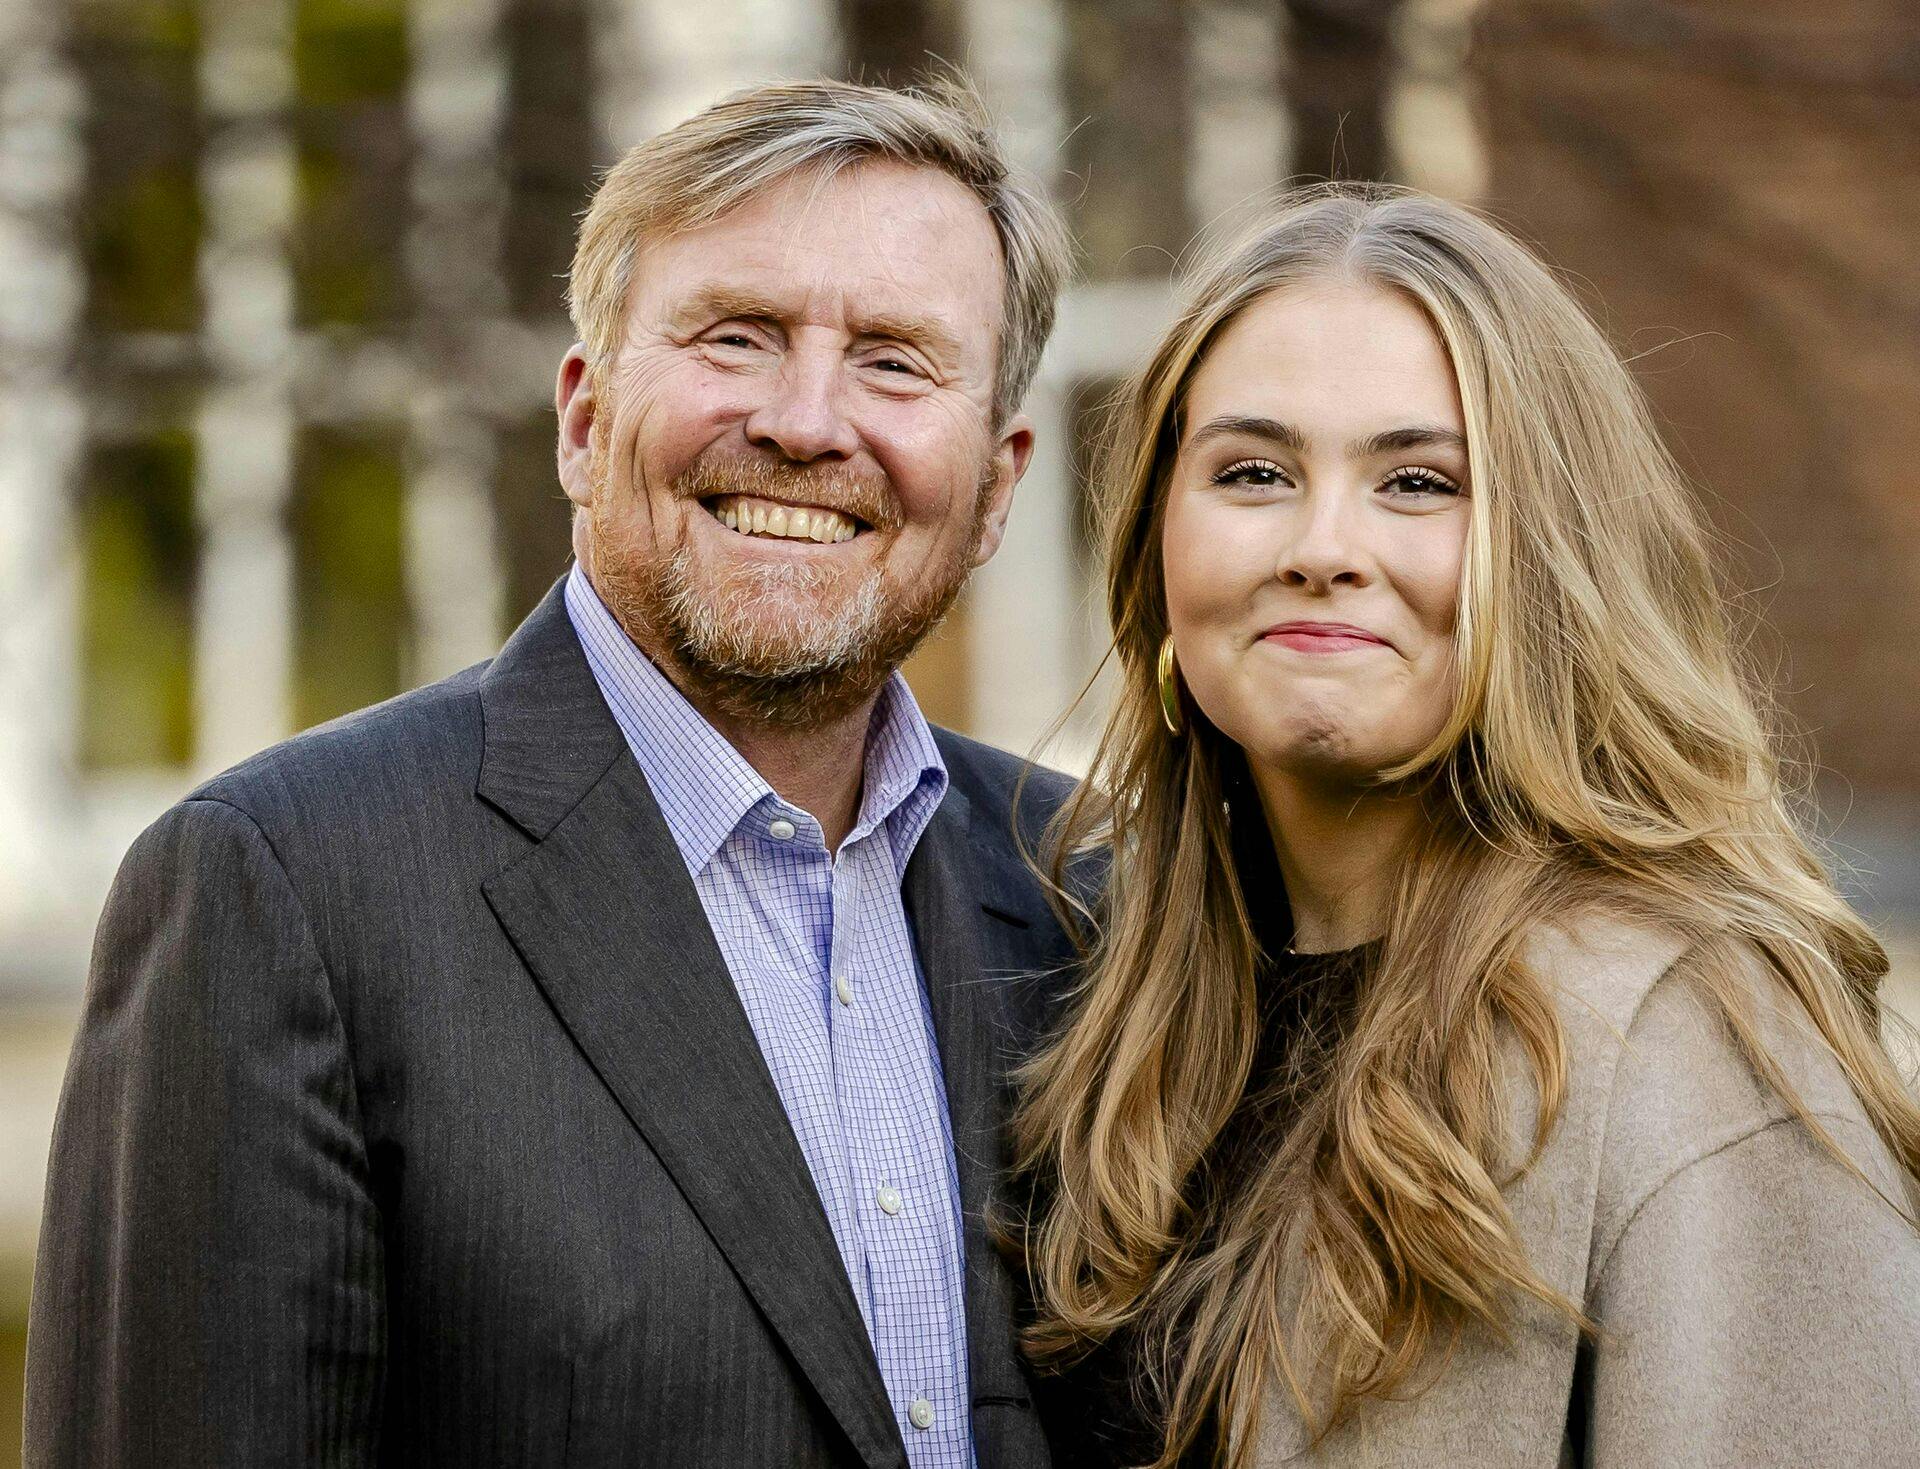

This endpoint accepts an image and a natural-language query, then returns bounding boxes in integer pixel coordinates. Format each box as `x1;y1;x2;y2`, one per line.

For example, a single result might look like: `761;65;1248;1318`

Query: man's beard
586;449;992;730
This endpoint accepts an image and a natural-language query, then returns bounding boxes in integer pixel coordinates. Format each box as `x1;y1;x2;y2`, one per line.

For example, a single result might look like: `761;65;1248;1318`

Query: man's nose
1276;490;1372;591
743;346;859;463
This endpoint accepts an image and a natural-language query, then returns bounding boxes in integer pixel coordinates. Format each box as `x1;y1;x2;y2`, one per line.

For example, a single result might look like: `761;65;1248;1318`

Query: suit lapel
476;581;903;1469
904;791;1033;1409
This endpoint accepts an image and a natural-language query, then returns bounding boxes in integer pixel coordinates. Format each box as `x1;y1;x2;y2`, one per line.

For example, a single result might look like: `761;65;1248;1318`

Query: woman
1010;184;1920;1467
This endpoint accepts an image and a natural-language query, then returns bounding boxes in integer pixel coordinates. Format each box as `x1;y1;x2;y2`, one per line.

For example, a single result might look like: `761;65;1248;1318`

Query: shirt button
909;1397;935;1431
876;1184;903;1216
767;817;796;841
834;973;853;1006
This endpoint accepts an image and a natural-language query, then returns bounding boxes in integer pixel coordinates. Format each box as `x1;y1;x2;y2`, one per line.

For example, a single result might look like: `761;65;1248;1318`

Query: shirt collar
857;671;951;878
564;562;948;877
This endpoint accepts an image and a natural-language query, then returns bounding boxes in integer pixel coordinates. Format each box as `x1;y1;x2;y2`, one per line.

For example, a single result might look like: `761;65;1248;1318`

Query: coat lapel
475;581;904;1469
904;791;1034;1410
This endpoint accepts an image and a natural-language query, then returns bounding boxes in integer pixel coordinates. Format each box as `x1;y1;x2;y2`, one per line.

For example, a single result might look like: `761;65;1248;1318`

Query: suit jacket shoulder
188;660;493;846
933;728;1075;848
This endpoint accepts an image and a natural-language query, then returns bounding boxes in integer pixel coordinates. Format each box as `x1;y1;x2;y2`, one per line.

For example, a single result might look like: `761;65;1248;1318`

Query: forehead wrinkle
840;169;958;355
841;164;999;374
652;163;1001;383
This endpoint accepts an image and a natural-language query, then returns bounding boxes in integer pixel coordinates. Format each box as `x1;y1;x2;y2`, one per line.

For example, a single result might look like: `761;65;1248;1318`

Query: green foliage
294;147;392;326
291;428;408;730
79;429;198;769
291;0;409;326
76;0;198;57
85;165;203;334
76;0;203;333
293;0;408;105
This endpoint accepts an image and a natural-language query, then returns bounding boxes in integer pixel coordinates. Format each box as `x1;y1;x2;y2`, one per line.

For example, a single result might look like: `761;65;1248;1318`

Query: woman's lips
1262;621;1391;653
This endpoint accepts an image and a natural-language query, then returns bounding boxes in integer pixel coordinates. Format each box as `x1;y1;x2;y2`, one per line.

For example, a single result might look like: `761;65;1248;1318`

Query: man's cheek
606;441;692;550
591;481;665;565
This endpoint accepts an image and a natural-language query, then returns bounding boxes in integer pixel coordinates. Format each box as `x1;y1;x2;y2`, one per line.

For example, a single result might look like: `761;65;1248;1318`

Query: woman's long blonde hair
1010;183;1919;1466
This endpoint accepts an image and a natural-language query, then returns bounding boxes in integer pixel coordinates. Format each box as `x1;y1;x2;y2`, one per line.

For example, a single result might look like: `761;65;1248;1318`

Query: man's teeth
709;495;859;544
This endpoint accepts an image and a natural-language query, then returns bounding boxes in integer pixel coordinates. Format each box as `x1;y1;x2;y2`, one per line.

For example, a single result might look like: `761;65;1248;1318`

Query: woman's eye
1213;459;1285;488
1382;467;1462;497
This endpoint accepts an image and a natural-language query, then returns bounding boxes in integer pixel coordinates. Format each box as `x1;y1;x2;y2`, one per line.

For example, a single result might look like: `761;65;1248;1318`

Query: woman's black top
1033;941;1370;1468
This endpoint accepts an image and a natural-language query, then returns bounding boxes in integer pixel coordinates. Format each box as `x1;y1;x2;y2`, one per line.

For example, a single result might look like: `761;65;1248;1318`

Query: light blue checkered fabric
565;563;974;1466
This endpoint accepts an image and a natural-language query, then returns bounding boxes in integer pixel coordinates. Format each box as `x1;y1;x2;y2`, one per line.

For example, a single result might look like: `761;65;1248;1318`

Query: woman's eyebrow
1354;425;1467;457
1188;415;1466;459
1186;414;1308;453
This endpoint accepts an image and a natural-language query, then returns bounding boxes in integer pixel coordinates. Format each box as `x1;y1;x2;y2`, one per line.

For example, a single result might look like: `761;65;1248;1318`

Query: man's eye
710;332;757;349
870;356;920;376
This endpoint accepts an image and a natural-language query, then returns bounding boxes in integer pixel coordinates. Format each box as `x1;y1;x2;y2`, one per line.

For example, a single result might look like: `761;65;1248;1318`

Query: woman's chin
1238;726;1422;794
1250;742;1373;788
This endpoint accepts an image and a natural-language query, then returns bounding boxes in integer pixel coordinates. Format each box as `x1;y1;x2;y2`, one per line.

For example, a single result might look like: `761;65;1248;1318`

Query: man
27;77;1076;1468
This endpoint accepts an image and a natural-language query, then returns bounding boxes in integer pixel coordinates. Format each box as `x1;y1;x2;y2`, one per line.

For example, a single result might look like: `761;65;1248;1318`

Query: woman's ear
556;345;596;508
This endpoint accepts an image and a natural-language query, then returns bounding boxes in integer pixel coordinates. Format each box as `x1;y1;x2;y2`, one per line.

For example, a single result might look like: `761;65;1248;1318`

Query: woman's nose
1276;491;1371;590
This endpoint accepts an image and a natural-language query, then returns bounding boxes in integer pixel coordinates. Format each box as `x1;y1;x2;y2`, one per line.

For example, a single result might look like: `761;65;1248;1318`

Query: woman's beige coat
1255;916;1920;1467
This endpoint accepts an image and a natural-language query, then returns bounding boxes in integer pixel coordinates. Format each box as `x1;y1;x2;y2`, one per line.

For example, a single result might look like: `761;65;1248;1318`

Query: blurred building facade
0;0;1914;1457
1474;0;1920;907
0;0;1495;1003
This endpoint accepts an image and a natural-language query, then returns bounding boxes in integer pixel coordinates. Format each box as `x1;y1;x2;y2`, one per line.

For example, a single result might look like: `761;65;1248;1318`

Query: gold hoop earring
1157;634;1185;737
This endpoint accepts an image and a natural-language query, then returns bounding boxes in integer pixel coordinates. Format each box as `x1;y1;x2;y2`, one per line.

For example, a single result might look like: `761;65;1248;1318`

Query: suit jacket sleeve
26;796;385;1467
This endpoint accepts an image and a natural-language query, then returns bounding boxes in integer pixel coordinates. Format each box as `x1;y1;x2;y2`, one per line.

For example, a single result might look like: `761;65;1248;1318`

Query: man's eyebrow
667;290;966;362
851;310;965;363
671;286;786;324
1186;414;1466;459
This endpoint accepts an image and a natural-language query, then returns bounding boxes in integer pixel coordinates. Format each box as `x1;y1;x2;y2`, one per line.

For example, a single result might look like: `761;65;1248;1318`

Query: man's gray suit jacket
26;577;1078;1468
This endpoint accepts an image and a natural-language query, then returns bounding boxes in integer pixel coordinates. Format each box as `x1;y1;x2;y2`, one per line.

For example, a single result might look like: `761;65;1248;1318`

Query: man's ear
972;412;1035;567
556;345;596;508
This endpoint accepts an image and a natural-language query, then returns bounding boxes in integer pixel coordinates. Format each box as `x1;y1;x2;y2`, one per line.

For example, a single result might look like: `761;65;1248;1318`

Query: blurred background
1;0;1916;1454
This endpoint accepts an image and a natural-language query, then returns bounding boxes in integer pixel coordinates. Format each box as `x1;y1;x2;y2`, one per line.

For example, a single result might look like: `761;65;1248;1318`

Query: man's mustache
670;454;900;533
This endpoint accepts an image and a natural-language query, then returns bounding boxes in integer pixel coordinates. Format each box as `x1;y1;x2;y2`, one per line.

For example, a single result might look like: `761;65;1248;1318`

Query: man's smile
702;492;869;544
